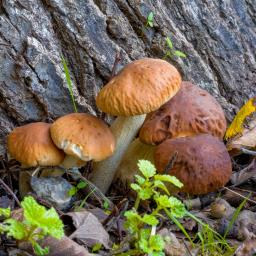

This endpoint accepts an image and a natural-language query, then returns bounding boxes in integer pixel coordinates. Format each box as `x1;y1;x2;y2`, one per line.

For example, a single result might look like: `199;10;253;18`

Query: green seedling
164;36;187;60
0;196;64;256
61;55;78;113
118;160;186;255
68;181;87;196
145;12;154;28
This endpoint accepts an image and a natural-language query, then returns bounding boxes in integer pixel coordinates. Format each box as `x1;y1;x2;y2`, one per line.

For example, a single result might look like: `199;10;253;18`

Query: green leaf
153;180;170;195
174;50;187;58
155;195;172;208
138;160;156;178
33;242;49;256
77;181;87;189
135;175;145;185
103;200;110;210
68;186;77;196
131;183;141;192
138;229;151;253
147;12;154;22
92;243;102;252
4;219;27;240
22;196;64;239
61;56;78;112
148;21;153;28
0;207;11;218
141;214;159;226
124;210;141;233
149;234;165;251
166;37;173;49
154;175;183;188
168;196;186;218
138;187;154;200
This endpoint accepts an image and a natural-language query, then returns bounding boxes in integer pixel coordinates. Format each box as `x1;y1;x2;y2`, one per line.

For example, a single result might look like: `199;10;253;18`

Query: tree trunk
0;0;255;156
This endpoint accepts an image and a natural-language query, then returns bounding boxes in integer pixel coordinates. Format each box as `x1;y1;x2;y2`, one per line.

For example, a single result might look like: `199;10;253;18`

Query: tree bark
0;0;255;156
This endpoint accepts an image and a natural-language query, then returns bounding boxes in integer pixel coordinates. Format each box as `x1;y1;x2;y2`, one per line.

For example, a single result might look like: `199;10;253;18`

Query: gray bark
0;0;255;156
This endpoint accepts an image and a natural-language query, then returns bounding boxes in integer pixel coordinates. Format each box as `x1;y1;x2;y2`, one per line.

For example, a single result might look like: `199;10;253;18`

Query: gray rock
0;0;255;156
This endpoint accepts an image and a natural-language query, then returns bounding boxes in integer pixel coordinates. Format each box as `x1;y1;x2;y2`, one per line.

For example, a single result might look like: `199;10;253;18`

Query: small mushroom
90;58;181;193
50;113;115;168
7;122;65;167
7;122;65;197
154;134;232;195
140;81;227;145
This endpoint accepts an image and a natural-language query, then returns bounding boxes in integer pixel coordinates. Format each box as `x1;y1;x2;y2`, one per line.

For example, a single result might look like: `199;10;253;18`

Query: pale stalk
90;115;146;194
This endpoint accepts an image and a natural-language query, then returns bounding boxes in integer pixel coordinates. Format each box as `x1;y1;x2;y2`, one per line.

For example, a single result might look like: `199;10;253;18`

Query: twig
0;178;21;207
182;238;193;256
164;151;178;174
223;186;256;204
240;147;256;156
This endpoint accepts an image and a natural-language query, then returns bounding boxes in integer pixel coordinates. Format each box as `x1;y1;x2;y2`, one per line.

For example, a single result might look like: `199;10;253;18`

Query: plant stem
134;196;140;210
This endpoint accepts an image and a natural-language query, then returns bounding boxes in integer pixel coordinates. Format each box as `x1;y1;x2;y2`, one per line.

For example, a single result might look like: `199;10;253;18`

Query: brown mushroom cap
154;134;232;195
96;58;181;116
50;113;115;162
7;122;65;167
140;81;227;145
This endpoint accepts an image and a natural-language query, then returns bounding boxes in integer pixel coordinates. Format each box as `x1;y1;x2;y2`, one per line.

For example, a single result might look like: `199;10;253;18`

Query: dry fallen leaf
19;236;93;256
235;238;256;256
64;210;110;249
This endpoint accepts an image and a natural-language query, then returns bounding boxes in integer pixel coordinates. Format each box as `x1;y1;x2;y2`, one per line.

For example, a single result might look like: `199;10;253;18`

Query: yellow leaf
225;97;256;140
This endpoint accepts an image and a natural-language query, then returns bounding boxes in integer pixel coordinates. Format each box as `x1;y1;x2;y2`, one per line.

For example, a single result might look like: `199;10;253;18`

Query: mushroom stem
90;115;146;194
114;138;155;187
60;155;86;169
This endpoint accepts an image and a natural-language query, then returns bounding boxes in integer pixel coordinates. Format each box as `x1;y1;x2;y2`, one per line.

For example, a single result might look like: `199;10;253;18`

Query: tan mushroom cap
140;81;227;145
7;122;65;167
50;113;115;162
154;134;232;195
96;58;181;116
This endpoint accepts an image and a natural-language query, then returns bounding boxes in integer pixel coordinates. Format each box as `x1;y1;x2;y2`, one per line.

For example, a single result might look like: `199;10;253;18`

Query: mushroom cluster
114;81;232;195
7;113;115;196
7;57;232;197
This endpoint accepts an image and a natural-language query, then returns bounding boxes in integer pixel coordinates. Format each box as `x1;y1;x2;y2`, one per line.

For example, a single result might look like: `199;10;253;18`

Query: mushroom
115;81;227;188
50;113;115;168
7;122;65;167
90;58;181;193
140;81;227;145
7;122;65;197
154;134;232;195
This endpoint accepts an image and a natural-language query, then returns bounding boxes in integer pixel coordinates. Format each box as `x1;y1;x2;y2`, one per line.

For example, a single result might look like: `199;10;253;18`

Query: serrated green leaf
168;196;186;218
141;214;159;226
124;210;141;233
166;37;173;49
22;196;64;239
153;180;170;195
138;187;154;200
131;183;141;192
174;50;187;58
33;242;49;256
92;242;102;252
138;160;156;178
154;174;183;188
149;234;165;251
68;186;77;196
4;219;27;240
77;181;87;189
155;195;172;208
0;207;11;218
135;175;145;185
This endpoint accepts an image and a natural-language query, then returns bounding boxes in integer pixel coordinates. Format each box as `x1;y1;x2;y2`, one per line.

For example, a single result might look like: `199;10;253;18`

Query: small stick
182;238;193;256
240;147;256;156
223;186;256;204
0;178;21;207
